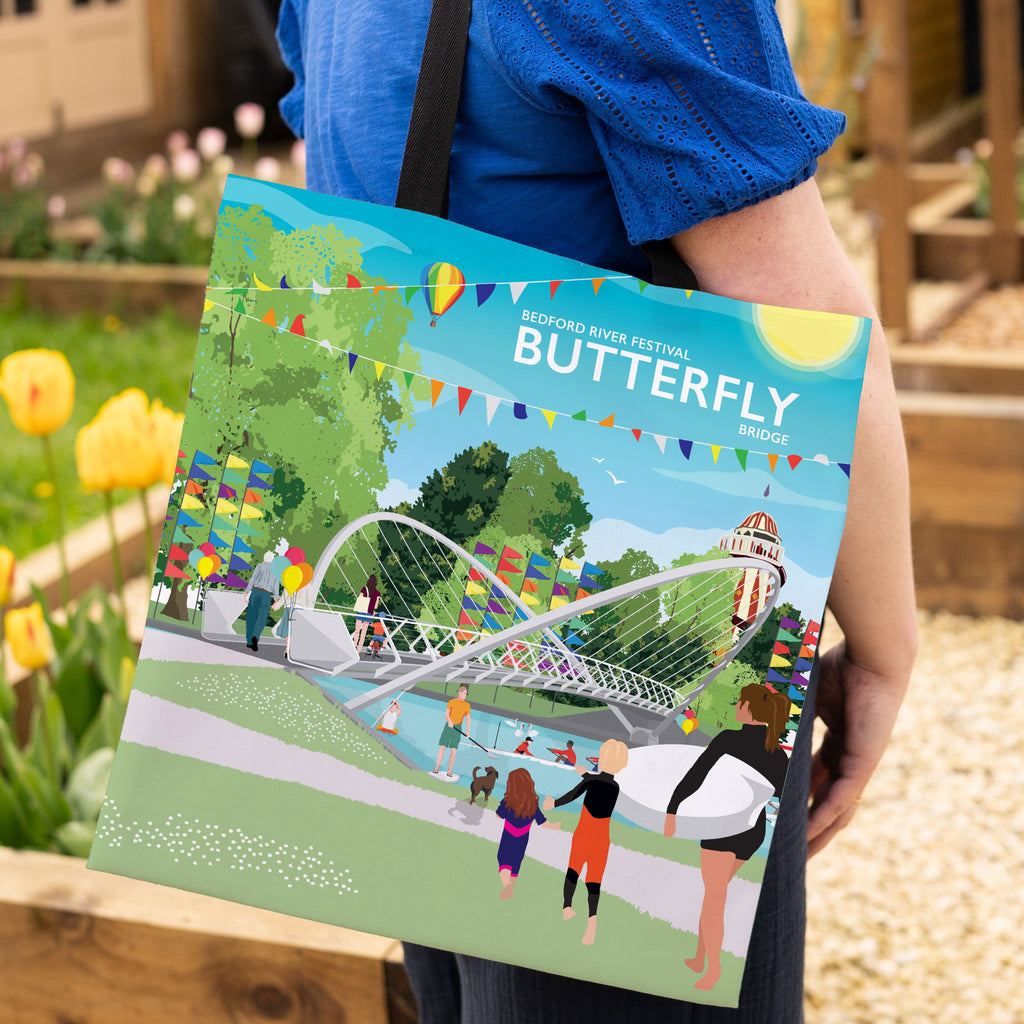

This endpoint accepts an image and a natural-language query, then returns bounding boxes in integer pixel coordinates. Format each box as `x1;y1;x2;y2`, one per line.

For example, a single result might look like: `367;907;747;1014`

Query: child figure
370;614;387;659
495;767;560;900
375;699;402;735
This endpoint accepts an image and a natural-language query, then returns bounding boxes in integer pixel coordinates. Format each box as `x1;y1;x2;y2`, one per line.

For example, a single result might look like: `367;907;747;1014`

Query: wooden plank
0;848;397;1024
862;0;913;334
900;392;1024;529
907;181;978;231
906;270;991;343
981;0;1023;283
892;338;1024;394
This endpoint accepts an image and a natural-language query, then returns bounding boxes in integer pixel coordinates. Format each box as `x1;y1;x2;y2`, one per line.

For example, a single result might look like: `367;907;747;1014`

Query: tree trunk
160;577;191;621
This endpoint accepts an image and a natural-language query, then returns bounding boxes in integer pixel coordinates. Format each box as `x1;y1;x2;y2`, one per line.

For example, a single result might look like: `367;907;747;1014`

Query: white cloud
376;478;421;509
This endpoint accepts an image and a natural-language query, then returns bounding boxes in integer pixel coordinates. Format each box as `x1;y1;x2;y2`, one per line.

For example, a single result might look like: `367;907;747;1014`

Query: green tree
687;660;762;733
490;448;591;555
160;204;422;618
735;601;806;675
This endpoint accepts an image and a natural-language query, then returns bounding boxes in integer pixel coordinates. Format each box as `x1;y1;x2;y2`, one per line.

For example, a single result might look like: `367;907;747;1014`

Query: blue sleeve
486;0;845;241
534;807;547;826
276;0;306;139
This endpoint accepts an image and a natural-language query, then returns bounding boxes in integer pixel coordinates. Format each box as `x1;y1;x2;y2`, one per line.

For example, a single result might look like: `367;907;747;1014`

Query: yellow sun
753;303;865;371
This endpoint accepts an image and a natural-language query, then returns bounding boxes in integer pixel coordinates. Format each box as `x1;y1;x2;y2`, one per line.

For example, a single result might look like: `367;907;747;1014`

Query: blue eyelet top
277;0;845;278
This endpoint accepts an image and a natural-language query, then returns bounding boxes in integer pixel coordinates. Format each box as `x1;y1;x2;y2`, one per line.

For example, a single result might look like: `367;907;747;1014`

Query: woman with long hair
351;573;380;651
495;767;561;899
664;683;792;991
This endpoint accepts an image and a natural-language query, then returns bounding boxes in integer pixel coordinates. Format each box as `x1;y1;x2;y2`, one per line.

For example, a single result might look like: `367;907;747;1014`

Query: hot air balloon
421;261;465;326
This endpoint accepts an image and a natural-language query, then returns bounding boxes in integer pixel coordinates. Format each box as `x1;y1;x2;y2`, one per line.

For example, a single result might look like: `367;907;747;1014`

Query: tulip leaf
77;694;127;760
65;748;115;822
51;651;104;743
55;820;96;859
0;775;41;849
16;762;72;837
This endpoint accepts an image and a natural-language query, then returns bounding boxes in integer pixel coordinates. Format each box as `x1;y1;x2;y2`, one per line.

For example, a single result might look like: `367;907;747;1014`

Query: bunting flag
180;494;204;511
788;684;805;701
215;499;238;515
578;575;601;590
235;519;262;536
474;542;496;557
542;409;557;429
404;286;421;305
791;673;810;688
253;274;272;291
592;278;605;294
261;308;276;327
251;459;274;475
572;409;587;421
243;489;262;504
599;414;615;428
458;610;478;626
711;445;722;464
766;669;791;685
224;572;250;590
838;463;851;477
465;581;486;596
168;544;189;561
346;274;360;288
481;613;502;630
280;275;290;289
794;658;813;673
213;514;234;532
631;428;642;441
431;379;445;406
550;596;569;609
218;483;236;499
188;465;215;481
788;455;803;470
769;654;791;668
485;394;501;426
550;280;562;299
476;283;495;306
775;628;801;643
461;597;484;611
375;361;386;380
521;580;539;592
735;449;748;470
509;282;527;304
240;503;264;520
679;439;692;459
403;370;415;389
780;617;802;630
247;473;272;488
773;640;794;655
348;352;358;373
581;562;604;577
552;583;569;596
177;512;203;529
799;644;816;659
559;557;580;572
513;403;528;420
211;532;233;548
163;564;192;580
768;453;779;473
525;563;550;580
230;554;252;572
519;593;540;606
486;600;509;615
652;434;667;453
458;387;472;414
172;526;191;543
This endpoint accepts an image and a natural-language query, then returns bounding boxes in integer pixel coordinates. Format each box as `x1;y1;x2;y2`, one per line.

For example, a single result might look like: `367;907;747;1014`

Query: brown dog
469;766;499;805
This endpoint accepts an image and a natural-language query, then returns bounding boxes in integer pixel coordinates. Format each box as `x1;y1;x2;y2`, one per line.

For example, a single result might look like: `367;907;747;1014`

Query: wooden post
981;0;1023;283
862;0;913;337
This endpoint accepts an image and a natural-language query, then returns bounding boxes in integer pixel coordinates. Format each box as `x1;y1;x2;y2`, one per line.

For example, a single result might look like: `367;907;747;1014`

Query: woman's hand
807;640;912;856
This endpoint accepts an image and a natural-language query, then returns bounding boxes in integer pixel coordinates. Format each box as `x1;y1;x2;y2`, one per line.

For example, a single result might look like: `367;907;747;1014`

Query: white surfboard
615;746;775;841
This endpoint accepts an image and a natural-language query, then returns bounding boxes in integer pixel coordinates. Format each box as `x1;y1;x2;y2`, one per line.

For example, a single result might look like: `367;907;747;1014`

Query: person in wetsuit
542;738;629;947
664;683;792;992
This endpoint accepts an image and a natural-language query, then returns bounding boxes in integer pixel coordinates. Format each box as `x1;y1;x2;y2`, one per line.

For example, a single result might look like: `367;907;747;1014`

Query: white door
0;0;152;142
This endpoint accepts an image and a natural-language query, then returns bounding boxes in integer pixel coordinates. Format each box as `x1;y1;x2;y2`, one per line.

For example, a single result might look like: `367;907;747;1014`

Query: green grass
129;655;768;877
0;303;198;558
92;742;747;1007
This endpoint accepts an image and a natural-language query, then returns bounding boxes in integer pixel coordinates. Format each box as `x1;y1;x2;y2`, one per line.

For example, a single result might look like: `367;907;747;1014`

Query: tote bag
89;2;869;1007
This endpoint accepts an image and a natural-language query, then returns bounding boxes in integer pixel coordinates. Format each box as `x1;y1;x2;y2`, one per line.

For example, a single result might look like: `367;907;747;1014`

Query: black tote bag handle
394;0;699;291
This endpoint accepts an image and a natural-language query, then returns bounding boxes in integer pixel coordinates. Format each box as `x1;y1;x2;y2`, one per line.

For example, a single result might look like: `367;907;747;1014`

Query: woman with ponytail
663;684;792;992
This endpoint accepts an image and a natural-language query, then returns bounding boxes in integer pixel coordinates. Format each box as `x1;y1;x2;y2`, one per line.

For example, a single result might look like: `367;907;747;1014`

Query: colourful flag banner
794;658;813;673
773;640;794;655
348;352;358;373
224;572;250;589
780;616;802;630
581;562;604;577
211;533;233;548
181;494;204;511
788;455;802;470
486;600;509;615
186;480;205;495
215;499;238;515
474;542;497;557
711;445;722;464
457;386;472;414
177;512;203;529
481;614;502;630
766;669;791;685
678;439;693;459
251;459;274;475
559;557;580;572
513;403;527;419
770;654;791;668
476;283;495;306
188;465;215;481
235;519;262;536
172;526;191;543
520;593;540;606
168;544;189;561
163;564;192;580
214;514;235;532
217;484;236;499
485;394;501;425
243;489;262;504
521;580;539;592
430;379;445;406
226;455;249;469
735;449;748;470
458;610;478;626
240;503;264;520
465;582;486;596
193;451;218;466
246;474;272;489
525;564;550;580
230;554;252;572
550;596;569;609
462;597;484;611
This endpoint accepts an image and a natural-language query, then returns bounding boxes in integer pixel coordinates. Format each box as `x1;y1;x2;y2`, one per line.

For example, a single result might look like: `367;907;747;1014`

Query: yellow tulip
0;349;75;436
75;416;120;491
149;399;185;485
0;546;14;605
5;602;55;670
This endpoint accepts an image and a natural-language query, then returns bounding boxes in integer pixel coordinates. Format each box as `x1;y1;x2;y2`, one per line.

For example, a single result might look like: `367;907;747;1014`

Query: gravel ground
805;610;1024;1024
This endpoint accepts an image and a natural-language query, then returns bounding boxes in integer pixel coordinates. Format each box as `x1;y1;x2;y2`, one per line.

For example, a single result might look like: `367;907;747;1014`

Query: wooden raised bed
0;259;207;323
0;848;415;1024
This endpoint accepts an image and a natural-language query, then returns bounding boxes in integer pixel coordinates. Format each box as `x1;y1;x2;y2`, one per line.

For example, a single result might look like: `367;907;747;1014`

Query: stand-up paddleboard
615;746;775;841
428;769;462;783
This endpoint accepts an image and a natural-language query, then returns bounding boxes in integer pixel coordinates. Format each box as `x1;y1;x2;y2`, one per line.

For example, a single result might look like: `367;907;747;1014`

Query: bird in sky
591;457;605;463
606;471;626;485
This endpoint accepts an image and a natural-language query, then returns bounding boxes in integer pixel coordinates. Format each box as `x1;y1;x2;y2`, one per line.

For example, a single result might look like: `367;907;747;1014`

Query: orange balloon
681;718;697;735
281;564;303;594
297;561;314;588
196;555;214;579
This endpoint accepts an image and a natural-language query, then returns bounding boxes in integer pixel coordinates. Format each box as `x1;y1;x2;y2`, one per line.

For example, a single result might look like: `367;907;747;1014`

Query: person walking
242;551;280;651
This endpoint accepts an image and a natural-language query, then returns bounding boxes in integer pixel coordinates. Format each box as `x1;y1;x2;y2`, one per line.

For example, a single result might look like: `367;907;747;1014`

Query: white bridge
202;512;780;742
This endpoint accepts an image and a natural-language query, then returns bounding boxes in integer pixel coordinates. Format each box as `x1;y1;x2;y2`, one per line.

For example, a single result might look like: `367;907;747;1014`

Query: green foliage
0;588;132;854
687;660;762;733
734;601;806;676
175;205;421;573
490;448;590;555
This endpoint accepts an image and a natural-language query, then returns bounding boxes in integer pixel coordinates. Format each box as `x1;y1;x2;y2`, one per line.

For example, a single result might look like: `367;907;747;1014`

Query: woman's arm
671;179;919;856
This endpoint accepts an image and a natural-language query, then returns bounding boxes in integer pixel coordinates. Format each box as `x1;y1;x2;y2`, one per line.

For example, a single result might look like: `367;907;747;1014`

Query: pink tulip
101;156;135;187
253;156;281;182
46;195;67;219
171;148;202;183
234;102;265;140
166;129;190;154
196;126;227;161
